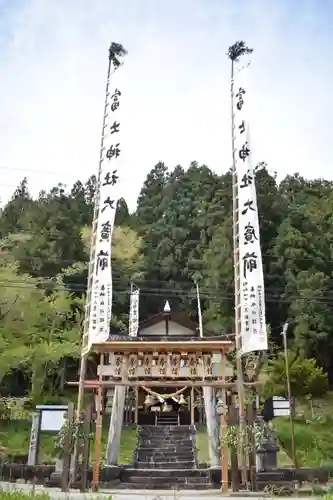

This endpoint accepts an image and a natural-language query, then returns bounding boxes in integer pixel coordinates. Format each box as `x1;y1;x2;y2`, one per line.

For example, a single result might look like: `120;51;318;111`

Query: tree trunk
59;359;66;392
203;386;220;467
31;364;45;403
106;386;126;465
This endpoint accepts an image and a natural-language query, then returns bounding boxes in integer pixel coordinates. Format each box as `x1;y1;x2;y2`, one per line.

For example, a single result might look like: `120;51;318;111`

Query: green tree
0;178;34;237
140;162;219;316
136;161;169;232
0;262;81;400
11;184;86;278
115;197;131;227
262;350;328;400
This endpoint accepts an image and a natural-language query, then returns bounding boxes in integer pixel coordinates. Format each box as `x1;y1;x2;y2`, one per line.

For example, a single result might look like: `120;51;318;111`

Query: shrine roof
107;333;234;342
117;311;232;338
92;338;234;353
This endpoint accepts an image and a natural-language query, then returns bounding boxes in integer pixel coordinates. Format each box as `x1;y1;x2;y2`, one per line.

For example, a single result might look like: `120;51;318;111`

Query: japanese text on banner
233;60;267;354
87;66;125;349
129;288;140;337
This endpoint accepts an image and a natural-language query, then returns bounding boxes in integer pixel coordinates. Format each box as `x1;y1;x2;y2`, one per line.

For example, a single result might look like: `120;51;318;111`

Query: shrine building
98;303;234;426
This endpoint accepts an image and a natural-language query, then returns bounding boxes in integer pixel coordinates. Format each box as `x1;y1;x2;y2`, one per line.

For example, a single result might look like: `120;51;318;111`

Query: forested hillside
2;160;333;402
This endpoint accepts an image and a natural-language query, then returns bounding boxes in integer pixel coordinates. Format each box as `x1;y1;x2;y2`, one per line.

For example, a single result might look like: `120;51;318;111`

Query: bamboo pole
92;353;104;491
220;350;229;494
135;386;139;425
75;48;114;478
231;55;247;489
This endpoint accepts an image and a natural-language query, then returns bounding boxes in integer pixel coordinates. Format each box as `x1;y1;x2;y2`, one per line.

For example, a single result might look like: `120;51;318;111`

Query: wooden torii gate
87;338;235;492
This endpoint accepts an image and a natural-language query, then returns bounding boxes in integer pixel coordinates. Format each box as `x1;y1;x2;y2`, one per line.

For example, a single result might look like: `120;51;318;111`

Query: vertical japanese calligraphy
233;60;267;354
128;286;140;337
87;53;125;348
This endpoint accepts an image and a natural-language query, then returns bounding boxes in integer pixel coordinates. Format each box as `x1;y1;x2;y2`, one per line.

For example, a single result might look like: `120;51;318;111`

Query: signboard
27;405;69;465
272;396;290;417
36;404;68;431
40;410;67;431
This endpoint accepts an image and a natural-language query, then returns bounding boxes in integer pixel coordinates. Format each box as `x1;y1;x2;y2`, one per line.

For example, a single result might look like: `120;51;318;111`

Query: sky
0;0;333;211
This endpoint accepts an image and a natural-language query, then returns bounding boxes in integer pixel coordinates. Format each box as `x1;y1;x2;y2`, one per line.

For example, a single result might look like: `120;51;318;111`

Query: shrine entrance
138;386;191;426
74;336;235;491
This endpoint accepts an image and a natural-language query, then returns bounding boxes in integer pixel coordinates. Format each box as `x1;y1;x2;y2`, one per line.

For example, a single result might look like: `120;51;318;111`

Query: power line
2;254;333;286
1;256;332;294
0;279;332;305
3;235;333;266
0;165;80;177
0;265;327;295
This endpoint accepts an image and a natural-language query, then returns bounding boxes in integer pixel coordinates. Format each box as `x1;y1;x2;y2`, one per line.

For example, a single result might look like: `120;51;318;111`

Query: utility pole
281;322;297;468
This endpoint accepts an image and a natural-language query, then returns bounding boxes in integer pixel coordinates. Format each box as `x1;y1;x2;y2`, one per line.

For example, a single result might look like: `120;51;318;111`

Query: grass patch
196;426;210;464
0;420;138;465
96;425;138;465
196;424;293;467
274;416;333;467
0;421;55;463
0;494;52;500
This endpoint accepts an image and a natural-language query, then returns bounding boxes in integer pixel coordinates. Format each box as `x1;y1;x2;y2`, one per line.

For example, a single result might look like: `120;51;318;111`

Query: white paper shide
233;60;267;354
87;65;125;349
128;287;140;337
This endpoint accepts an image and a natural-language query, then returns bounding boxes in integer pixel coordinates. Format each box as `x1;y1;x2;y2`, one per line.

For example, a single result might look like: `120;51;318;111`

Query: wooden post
191;387;195;425
220;350;229;494
229;403;240;492
61;402;75;492
135;386;139;425
247;396;256;491
78;402;93;492
92;353;104;491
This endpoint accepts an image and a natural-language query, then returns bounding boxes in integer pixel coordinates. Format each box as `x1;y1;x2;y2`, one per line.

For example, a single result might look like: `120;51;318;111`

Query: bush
0;493;51;500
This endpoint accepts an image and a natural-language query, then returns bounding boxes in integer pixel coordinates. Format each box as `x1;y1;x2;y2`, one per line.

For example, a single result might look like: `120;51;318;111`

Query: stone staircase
120;425;212;490
156;412;178;426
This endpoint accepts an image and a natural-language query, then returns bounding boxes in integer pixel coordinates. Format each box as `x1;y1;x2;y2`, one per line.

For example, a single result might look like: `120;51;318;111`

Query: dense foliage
1;161;333;401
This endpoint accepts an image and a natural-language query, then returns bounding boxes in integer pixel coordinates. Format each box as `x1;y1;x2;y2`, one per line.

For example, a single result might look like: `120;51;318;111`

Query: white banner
86;59;125;350
128;287;139;337
233;59;267;354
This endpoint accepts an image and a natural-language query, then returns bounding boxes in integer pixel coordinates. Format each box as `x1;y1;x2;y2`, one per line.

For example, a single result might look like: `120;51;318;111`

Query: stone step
156;420;178;425
139;433;192;439
139;427;191;432
118;476;212;489
133;460;195;469
138;439;193;448
116;482;212;490
139;433;192;440
139;446;194;452
136;448;194;457
139;436;193;443
123;468;208;478
135;453;195;463
138;443;193;451
139;425;193;437
139;425;191;432
139;428;191;434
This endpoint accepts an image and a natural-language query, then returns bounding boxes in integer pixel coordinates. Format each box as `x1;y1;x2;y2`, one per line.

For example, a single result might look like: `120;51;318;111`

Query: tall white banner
87;59;125;349
128;286;139;337
233;60;267;354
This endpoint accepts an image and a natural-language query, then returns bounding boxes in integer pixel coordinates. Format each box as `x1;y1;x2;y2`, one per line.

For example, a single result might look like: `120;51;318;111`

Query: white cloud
0;0;332;210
